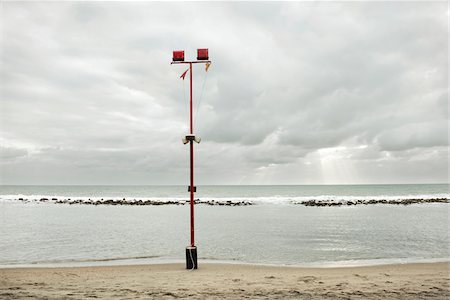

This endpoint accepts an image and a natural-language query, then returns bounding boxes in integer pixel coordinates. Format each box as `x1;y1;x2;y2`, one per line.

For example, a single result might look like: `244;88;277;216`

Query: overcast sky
0;1;448;185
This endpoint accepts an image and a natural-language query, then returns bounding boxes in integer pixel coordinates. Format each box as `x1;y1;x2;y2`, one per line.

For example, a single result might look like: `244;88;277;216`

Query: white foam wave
0;193;448;205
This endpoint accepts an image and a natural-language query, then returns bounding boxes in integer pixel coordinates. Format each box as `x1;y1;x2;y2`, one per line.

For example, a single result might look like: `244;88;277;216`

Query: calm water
0;184;449;267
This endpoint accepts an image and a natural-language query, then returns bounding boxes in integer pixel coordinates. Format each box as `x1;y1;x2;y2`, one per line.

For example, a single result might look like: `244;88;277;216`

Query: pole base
186;246;198;269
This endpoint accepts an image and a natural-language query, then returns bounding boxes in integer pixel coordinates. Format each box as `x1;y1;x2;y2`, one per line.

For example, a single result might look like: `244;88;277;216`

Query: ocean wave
34;255;161;265
0;195;253;206
0;255;163;269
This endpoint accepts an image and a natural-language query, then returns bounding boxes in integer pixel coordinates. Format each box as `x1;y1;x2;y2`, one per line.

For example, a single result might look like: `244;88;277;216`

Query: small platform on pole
186;246;198;269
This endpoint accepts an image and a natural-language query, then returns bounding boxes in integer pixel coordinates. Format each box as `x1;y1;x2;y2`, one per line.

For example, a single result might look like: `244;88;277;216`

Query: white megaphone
182;134;201;144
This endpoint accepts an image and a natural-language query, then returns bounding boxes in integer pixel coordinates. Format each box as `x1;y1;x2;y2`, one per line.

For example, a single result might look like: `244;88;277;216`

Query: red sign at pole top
172;50;185;62
197;49;209;60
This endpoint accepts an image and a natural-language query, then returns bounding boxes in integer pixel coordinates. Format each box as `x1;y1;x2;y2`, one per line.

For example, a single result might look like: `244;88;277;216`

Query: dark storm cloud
0;1;447;184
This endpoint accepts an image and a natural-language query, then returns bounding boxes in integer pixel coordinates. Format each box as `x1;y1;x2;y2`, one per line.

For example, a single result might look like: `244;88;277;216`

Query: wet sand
1;262;448;299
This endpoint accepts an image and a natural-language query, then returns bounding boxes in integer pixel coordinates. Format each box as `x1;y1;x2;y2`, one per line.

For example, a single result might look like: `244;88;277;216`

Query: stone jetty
17;198;253;206
293;198;449;206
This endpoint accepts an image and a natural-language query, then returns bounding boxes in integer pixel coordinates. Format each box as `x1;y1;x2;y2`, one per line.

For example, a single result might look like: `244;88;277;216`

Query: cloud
0;146;28;162
0;1;447;184
375;120;447;151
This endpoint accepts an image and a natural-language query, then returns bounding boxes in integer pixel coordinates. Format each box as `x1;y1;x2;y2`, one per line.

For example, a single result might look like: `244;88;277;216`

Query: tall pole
189;62;195;247
171;49;210;270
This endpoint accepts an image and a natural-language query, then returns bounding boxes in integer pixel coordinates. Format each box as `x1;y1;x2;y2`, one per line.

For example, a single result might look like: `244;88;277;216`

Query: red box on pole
197;48;208;60
173;50;185;62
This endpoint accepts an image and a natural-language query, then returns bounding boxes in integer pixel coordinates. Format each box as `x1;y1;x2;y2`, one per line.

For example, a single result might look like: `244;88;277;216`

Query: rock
294;197;449;207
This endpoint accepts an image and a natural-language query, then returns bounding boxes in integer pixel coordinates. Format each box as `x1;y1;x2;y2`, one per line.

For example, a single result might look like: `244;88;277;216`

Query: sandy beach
0;262;448;299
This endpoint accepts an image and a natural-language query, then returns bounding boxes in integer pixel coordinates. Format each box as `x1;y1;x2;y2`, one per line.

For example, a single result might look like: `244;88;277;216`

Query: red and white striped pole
171;49;210;269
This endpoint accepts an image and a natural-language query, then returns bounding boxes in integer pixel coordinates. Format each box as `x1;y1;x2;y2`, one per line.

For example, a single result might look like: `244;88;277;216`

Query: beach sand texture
0;262;448;299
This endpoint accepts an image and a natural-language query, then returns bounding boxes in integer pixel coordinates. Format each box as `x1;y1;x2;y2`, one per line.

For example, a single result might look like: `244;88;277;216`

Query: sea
0;184;449;268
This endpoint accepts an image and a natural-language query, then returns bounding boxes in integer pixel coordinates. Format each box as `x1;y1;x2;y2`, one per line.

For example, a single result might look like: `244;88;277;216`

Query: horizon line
0;183;448;187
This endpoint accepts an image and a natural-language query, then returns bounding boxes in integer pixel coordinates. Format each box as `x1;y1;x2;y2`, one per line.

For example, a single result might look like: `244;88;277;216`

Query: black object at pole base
186;246;198;269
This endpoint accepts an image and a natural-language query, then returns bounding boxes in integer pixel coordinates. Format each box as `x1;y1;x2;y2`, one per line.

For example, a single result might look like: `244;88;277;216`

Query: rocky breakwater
15;197;253;206
294;198;449;207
